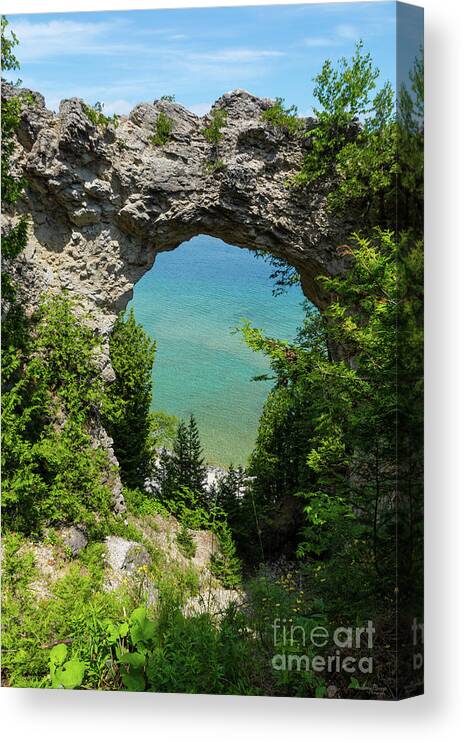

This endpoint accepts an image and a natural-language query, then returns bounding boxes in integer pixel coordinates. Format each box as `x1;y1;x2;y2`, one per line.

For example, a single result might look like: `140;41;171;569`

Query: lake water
128;235;306;466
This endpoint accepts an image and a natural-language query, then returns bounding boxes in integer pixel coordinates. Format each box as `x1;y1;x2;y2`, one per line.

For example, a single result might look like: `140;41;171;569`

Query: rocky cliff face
5;85;347;323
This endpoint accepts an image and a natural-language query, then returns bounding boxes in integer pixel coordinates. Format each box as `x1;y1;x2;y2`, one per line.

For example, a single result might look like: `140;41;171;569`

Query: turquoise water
128;236;305;466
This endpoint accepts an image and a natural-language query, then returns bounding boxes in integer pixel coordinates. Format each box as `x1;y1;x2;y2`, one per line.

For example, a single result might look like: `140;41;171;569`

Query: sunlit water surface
128;235;306;466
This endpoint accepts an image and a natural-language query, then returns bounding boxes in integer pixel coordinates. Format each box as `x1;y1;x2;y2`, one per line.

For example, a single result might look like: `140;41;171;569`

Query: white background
1;0;464;739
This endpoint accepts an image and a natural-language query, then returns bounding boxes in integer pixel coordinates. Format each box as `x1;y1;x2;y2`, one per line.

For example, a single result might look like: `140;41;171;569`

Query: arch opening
128;234;307;467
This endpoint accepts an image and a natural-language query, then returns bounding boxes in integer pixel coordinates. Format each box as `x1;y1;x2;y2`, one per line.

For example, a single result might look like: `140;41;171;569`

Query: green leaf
121;670;146;692
315;685;326;698
130;607;157;645
119;622;129;637
130;606;147;625
105;623;121;644
54;659;86;689
49;643;68;667
118;652;146;670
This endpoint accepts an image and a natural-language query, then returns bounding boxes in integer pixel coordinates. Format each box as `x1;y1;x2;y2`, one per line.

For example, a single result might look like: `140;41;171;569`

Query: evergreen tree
215;466;247;510
104;309;156;489
168;419;191;492
185;415;207;494
213;466;254;560
159;415;207;501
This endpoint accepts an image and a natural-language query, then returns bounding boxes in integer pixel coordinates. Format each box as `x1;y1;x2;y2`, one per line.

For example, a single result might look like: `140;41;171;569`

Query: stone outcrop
4;84;348;322
14;513;241;614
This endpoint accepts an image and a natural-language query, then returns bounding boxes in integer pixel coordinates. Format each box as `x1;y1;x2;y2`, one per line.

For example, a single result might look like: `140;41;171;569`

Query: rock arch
7;87;348;324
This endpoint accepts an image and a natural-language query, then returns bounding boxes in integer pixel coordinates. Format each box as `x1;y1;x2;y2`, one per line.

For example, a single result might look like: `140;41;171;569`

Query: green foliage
209;519;242;588
148;409;179;450
205;158;227;174
175;524;196;559
214;466;248;528
238;49;423;630
1;15;20;73
122;487;161;517
232;313;325;562
2;296;116;535
245;571;332;697
104;309;156;488
253;251;300;296
396;52;424;233
157;415;207;500
292;41;423;234
151;483;242;589
82;101;118;128
201;107;227;145
1;218;28;303
1;26;119;538
1;532;37;596
102;604;259;694
3;537;330;696
1;537;132;688
1;17;30;302
242;227;423;617
295;41;395;207
202;108;228;171
261;97;304;136
49;644;86;689
150;111;174;146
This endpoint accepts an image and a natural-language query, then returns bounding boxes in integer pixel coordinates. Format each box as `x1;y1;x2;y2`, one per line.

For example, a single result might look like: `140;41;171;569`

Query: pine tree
185;414;207;494
172;419;190;486
213;466;249;551
159;415;207;501
215;466;245;514
104;309;156;488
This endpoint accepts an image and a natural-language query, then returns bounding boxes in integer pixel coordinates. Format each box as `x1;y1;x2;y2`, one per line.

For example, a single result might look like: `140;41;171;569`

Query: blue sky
8;2;402;117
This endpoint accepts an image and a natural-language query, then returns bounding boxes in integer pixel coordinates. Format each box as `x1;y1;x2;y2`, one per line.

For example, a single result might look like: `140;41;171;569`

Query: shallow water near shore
128;235;306;466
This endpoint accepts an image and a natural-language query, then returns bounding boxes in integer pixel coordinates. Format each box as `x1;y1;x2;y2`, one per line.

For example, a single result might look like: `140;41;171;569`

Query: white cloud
13;19;126;61
303;23;362;50
11;18;183;62
190;48;285;64
303;36;337;49
12;18;284;88
186;102;212;116
335;24;361;41
101;99;133;116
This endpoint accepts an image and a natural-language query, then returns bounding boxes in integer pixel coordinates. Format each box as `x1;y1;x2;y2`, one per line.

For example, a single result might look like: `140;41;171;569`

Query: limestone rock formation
4;84;347;321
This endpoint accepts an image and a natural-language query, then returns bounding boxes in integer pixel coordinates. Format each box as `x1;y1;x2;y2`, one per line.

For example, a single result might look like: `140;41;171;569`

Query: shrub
201;108;227;145
261;98;304;136
150;111;174;146
82;101;118;128
2;295;115;535
209;519;242;589
72;604;258;695
205;159;226;174
176;524;197;559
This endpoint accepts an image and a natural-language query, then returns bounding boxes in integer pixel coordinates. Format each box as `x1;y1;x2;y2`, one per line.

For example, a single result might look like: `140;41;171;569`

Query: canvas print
1;1;423;699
